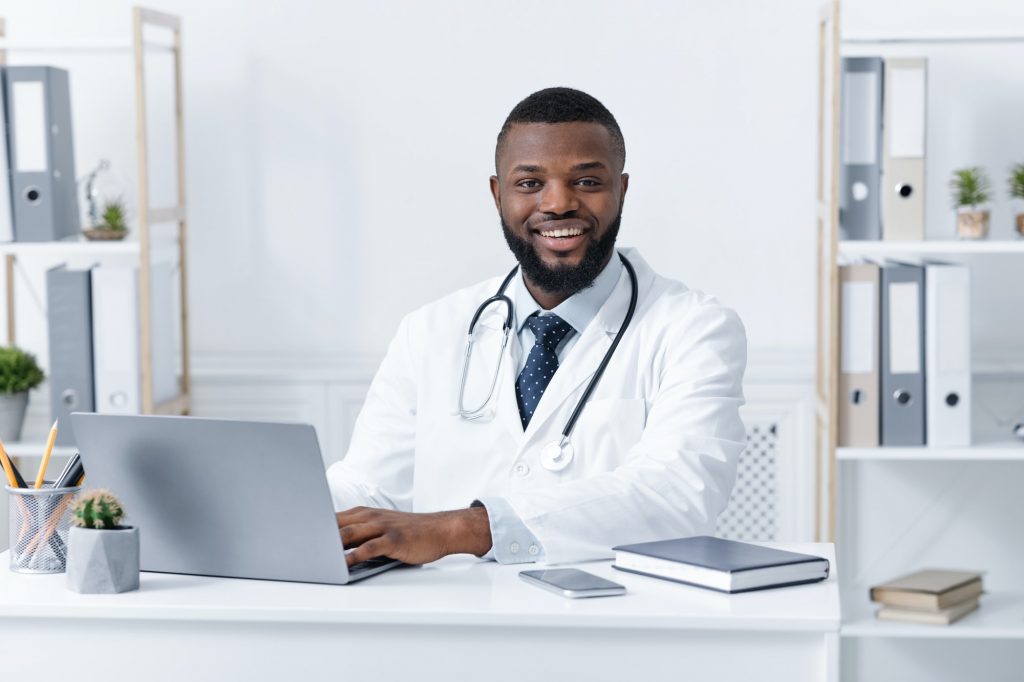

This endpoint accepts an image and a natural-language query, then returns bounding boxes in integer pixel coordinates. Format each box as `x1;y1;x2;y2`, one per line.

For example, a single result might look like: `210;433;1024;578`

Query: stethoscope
456;252;639;472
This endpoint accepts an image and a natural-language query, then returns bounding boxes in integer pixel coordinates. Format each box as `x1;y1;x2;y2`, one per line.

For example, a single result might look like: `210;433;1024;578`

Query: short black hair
495;87;625;173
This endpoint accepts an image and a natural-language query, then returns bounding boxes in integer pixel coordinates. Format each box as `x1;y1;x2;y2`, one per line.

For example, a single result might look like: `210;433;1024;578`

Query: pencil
34;420;59;489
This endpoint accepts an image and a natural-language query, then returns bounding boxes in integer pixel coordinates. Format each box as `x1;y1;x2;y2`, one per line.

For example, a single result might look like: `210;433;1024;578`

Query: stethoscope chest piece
541;439;574;472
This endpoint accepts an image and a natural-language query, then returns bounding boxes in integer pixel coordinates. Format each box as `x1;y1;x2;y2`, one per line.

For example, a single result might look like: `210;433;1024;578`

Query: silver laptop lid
70;413;352;585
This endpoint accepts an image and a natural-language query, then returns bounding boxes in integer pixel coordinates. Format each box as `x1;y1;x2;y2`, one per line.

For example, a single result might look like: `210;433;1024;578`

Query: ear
489;175;501;212
619;173;629;205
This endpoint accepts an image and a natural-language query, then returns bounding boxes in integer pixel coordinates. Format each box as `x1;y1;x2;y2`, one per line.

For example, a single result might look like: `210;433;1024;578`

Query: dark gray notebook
612;536;830;593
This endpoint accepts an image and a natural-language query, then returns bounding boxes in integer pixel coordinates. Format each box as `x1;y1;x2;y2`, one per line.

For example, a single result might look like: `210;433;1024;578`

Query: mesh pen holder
6;483;81;574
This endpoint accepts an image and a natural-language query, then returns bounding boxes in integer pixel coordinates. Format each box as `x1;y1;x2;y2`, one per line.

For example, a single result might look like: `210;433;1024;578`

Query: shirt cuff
471;496;545;564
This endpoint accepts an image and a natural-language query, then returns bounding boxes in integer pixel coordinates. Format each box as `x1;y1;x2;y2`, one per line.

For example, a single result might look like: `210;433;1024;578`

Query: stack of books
870;569;983;625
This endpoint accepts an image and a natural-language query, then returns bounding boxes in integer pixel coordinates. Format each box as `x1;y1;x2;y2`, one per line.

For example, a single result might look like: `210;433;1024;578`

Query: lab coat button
528;544;540;556
513;463;530;477
509;542;521;554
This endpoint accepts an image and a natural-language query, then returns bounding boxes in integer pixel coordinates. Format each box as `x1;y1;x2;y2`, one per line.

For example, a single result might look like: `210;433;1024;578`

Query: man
329;87;746;566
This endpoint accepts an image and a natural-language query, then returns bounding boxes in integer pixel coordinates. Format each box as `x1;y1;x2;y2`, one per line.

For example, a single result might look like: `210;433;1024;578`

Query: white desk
0;543;839;682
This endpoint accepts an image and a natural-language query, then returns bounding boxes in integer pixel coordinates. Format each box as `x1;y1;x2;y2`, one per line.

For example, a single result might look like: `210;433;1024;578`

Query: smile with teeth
539;227;585;238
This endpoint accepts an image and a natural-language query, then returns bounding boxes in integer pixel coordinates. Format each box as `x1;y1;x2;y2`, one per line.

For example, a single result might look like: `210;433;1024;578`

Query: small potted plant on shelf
82;198;129;241
66;489;140;593
950;167;992;239
1009;162;1024;238
0;346;45;441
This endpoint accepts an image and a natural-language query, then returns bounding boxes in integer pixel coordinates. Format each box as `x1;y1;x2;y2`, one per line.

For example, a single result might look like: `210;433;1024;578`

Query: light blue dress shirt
475;254;623;564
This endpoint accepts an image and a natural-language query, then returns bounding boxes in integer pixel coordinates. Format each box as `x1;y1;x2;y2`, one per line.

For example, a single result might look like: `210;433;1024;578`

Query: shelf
841;33;1024;46
3;442;76;458
0;40;174;53
0;237;179;262
842;590;1024;639
837;440;1024;461
839;240;1024;258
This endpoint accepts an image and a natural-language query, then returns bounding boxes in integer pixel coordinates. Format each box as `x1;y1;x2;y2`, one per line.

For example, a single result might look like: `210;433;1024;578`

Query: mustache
526;214;591;229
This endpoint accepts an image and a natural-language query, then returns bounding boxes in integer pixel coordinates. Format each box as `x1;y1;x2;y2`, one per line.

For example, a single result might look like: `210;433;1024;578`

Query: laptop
70;413;402;585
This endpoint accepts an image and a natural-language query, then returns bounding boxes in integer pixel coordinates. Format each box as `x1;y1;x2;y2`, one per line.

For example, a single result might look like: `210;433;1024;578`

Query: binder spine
47;265;96;446
880;264;926;446
882;58;928;241
925;264;971;446
839;57;884;241
5;66;79;243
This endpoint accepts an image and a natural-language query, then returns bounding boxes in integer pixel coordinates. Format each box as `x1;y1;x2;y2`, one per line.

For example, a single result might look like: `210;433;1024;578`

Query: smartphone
519;568;626;598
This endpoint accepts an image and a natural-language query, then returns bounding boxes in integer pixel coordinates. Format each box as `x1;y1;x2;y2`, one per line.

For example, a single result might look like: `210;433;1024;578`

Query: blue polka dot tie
516;313;574;429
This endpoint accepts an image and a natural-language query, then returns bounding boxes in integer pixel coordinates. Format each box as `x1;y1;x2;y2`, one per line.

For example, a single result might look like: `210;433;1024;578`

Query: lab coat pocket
572;398;647;472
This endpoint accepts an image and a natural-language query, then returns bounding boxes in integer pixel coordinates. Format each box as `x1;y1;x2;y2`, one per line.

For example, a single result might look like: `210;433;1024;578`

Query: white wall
1;0;824;361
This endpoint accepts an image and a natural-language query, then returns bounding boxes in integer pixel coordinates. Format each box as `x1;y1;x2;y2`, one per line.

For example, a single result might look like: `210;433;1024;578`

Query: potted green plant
949;167;992;239
0;346;45;441
1009;162;1024;238
66;489;140;593
82;198;129;241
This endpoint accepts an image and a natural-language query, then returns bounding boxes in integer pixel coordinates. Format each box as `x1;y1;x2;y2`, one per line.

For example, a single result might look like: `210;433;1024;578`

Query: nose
538;181;579;216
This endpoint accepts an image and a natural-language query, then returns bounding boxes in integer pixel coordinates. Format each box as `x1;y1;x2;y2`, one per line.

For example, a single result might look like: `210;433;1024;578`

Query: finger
340;522;384;548
335;507;375;527
346;537;392;567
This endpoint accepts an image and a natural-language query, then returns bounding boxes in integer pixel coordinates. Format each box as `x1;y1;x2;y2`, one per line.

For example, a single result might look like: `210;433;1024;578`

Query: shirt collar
510;253;623;335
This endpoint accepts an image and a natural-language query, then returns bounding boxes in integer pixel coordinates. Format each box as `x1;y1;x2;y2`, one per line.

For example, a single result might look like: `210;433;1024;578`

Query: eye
575;178;601;187
516;179;542;191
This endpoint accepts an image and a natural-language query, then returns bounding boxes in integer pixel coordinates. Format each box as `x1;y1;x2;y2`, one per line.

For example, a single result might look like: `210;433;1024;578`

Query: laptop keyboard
349;556;396;576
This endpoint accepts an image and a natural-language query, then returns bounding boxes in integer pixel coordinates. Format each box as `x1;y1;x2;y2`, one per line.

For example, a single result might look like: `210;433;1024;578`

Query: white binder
925;262;971;446
92;263;178;414
882;58;927;241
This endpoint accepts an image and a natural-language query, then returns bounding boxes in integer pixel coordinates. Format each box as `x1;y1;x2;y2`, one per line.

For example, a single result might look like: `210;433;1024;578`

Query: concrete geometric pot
66;525;140;593
0;391;29;442
956;207;990;239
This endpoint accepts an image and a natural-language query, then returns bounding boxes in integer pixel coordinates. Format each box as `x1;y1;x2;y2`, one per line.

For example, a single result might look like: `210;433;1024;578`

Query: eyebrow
510;161;608;174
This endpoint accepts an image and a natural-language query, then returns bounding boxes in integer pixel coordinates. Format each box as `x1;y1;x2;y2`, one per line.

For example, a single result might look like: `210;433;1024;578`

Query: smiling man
328;87;747;567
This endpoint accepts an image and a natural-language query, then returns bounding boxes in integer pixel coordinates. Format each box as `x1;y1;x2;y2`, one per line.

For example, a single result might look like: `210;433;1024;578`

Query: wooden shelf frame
815;0;842;542
0;6;191;421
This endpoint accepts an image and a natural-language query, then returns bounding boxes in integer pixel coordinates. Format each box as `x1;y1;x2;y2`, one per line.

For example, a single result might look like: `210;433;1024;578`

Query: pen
54;454;84;490
0;441;19;488
0;438;28;488
34;419;59;489
52;453;78;489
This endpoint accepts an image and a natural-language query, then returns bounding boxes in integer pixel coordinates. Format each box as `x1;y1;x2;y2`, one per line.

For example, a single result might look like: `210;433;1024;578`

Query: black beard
501;213;621;297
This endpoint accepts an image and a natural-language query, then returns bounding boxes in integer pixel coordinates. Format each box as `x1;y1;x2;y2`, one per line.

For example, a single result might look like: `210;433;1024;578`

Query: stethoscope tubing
459;251;639;446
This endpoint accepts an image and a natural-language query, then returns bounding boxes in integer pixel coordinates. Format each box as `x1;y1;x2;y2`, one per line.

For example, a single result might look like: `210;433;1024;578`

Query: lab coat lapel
520;265;632;445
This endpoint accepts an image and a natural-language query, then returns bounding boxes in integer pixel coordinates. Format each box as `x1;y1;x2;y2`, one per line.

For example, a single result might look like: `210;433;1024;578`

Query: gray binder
0;69;13;241
47;264;96;446
880;262;926;446
5;66;80;242
839;57;884;241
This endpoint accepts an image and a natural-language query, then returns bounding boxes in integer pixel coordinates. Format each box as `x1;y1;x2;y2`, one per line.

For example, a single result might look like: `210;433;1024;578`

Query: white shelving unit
816;3;1024;679
0;8;191;459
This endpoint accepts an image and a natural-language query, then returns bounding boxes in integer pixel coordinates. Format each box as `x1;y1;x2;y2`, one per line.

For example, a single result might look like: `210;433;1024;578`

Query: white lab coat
327;247;747;564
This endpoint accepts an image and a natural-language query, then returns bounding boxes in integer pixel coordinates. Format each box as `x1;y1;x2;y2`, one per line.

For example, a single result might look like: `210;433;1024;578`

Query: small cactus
71;489;126;529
